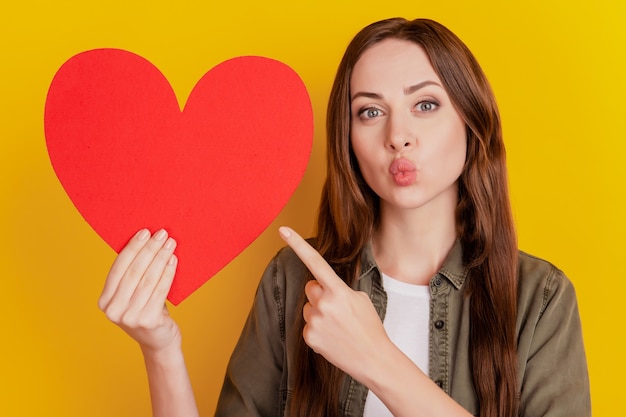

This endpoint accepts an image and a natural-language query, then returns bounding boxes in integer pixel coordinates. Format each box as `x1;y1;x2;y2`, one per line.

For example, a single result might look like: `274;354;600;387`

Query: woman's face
350;38;467;215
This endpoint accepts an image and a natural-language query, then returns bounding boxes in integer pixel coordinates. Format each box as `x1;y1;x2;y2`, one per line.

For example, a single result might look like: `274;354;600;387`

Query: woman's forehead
351;39;441;92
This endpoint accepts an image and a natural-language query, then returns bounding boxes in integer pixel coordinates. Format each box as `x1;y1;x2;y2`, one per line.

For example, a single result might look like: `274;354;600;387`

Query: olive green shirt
215;241;591;416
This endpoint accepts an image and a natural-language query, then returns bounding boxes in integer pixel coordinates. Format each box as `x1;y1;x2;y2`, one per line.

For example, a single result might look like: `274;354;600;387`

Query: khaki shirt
215;241;591;416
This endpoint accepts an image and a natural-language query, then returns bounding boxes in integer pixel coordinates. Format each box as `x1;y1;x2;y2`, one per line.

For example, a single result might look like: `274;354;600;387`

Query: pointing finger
278;226;346;291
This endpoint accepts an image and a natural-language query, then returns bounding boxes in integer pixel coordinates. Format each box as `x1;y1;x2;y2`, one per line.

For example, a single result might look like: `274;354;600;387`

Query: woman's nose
386;112;414;151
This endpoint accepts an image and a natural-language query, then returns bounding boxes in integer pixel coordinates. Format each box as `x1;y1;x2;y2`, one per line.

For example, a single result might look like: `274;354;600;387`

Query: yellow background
1;0;624;415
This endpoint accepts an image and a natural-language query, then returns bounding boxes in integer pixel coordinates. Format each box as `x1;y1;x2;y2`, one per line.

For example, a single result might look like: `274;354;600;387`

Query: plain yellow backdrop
1;0;624;415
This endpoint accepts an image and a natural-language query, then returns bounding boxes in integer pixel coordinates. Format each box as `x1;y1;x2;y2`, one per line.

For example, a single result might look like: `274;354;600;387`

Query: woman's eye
359;107;383;119
416;101;438;112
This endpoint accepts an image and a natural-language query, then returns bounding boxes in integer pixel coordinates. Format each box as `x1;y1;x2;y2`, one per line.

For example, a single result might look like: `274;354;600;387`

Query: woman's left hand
279;226;390;381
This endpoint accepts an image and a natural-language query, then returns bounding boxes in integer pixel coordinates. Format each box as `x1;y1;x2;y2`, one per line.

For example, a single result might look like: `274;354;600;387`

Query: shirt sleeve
518;266;591;416
214;255;286;417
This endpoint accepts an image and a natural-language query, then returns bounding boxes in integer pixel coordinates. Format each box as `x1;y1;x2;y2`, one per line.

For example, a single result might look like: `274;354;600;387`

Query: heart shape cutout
44;49;313;305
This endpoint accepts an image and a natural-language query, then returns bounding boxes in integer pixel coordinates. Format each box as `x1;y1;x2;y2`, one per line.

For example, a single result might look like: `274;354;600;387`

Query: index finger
278;226;347;291
99;228;151;307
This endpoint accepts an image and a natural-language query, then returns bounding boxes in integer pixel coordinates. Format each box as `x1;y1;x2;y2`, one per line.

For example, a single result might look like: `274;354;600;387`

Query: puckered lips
389;158;417;186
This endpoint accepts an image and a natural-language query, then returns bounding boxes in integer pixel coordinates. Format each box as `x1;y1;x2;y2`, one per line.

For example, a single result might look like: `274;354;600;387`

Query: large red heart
44;49;313;305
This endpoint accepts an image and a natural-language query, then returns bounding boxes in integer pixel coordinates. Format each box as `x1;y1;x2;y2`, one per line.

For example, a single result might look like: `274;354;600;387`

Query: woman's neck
372;201;457;286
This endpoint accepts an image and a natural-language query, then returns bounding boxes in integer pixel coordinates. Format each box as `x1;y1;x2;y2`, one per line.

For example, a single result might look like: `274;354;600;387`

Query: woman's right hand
98;228;180;354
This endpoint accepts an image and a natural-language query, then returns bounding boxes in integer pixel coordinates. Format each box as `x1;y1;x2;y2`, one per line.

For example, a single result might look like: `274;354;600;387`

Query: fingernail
154;229;167;241
164;237;176;250
136;229;150;240
168;254;178;266
278;226;291;239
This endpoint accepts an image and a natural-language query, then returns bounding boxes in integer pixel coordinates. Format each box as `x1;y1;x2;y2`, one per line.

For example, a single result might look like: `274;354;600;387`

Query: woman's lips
389;158;417;186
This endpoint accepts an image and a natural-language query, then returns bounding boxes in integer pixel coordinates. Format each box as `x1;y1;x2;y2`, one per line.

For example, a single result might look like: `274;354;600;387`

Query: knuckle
97;297;107;312
104;307;122;324
302;303;311;321
304;281;317;298
153;285;170;301
302;325;312;343
303;329;320;352
119;311;137;327
136;316;156;330
124;263;143;281
316;297;331;311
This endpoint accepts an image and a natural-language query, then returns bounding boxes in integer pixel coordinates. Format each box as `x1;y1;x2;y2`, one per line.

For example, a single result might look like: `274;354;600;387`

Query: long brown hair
291;18;519;417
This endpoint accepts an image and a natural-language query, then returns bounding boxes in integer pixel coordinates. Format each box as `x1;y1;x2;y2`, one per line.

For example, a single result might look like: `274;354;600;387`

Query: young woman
98;18;590;417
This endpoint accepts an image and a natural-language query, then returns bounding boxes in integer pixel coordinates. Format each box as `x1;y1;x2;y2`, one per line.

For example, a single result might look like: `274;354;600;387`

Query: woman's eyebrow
404;80;441;95
351;80;442;102
351;91;382;102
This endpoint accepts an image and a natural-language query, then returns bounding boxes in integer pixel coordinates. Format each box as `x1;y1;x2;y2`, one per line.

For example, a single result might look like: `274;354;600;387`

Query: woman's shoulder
516;250;579;319
256;239;314;301
514;251;590;415
272;237;316;279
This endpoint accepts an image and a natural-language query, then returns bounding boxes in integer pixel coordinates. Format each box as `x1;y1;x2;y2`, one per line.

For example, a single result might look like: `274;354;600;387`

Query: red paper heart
44;49;313;305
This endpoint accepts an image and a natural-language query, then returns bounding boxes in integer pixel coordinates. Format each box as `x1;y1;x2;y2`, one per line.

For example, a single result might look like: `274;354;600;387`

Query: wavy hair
291;18;519;417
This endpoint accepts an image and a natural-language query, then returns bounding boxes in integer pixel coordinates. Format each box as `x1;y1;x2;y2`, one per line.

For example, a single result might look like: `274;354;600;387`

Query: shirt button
433;277;443;287
435;320;445;330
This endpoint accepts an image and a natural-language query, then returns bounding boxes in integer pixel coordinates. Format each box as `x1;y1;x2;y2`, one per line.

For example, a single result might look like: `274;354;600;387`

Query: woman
98;18;590;417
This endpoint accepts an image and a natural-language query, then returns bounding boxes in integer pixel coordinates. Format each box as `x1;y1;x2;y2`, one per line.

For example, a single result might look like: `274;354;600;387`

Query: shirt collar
358;239;468;290
438;239;467;289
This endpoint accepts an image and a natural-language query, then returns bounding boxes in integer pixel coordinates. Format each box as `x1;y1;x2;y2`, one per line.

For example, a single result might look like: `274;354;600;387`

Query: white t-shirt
363;273;431;417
